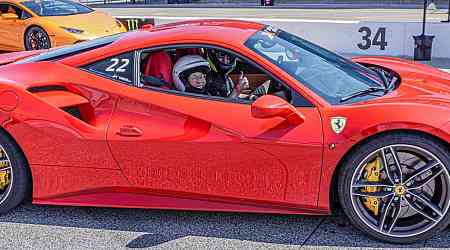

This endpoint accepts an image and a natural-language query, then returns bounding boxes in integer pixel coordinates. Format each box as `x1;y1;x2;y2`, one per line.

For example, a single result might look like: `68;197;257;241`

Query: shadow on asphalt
0;203;449;248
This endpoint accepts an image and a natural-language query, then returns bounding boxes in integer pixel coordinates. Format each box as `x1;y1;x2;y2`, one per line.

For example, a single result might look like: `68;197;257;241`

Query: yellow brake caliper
0;149;10;190
0;172;9;190
362;157;382;216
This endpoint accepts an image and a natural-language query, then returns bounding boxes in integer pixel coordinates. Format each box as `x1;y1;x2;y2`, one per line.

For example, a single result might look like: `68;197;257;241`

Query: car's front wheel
338;132;450;243
24;26;51;51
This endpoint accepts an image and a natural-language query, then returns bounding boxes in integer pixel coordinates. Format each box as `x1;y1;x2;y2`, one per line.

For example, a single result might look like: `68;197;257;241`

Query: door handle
116;125;144;137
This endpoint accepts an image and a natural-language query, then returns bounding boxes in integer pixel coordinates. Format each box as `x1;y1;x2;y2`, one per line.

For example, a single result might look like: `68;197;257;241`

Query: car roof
56;19;266;67
114;19;265;51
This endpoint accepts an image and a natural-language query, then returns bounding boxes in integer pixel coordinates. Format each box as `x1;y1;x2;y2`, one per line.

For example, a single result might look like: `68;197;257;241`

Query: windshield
244;27;385;105
21;0;93;16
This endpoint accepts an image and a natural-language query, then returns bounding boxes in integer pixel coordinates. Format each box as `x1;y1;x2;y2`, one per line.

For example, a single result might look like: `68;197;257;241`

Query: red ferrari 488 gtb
0;20;449;243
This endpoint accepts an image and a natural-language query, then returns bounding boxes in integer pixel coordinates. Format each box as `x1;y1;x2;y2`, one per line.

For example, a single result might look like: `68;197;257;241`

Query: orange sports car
0;0;126;51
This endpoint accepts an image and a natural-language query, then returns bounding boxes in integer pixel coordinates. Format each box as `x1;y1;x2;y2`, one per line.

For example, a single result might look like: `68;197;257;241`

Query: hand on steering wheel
238;71;249;90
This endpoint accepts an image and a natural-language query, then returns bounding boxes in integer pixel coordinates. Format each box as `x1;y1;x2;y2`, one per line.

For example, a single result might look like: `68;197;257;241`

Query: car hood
387;77;450;107
352;56;450;107
41;11;121;36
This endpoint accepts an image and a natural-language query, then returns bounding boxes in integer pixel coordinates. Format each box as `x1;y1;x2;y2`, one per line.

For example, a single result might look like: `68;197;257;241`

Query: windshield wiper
340;87;387;103
372;68;389;89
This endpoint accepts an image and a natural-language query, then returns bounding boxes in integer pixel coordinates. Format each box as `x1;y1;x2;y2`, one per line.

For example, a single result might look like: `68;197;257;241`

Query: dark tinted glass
21;0;92;16
83;52;135;85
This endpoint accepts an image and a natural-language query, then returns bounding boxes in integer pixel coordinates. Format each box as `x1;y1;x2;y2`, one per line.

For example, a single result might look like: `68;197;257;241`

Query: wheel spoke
404;195;440;222
378;194;395;231
0;167;11;172
407;191;443;218
386;198;402;233
380;148;394;185
405;160;440;185
352;189;393;198
388;146;403;183
352;180;394;189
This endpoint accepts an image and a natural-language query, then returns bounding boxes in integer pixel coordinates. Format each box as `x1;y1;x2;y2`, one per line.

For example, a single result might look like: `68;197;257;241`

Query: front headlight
61;26;84;34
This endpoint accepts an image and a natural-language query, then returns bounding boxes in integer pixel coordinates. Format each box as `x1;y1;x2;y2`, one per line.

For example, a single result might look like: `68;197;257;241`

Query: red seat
143;51;173;89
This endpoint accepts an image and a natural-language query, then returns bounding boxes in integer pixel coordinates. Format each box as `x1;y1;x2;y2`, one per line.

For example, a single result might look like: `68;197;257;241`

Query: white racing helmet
172;55;210;91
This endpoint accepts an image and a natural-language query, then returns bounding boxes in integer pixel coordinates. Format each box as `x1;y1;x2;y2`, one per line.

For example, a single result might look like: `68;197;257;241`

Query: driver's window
4;4;20;17
139;46;293;104
0;4;30;19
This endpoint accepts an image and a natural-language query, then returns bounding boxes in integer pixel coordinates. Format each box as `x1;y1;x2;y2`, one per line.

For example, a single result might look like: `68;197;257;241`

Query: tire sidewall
0;132;29;213
338;133;450;243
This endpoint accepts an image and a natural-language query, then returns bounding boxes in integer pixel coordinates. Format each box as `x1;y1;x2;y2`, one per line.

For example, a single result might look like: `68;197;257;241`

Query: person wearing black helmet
206;49;249;98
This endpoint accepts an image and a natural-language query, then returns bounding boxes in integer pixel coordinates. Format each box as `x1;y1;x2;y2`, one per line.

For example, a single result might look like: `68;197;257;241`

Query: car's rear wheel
338;133;450;243
0;131;30;213
24;26;51;51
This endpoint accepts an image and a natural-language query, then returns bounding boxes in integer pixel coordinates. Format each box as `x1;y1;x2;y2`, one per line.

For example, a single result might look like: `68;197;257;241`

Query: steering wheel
247;80;272;100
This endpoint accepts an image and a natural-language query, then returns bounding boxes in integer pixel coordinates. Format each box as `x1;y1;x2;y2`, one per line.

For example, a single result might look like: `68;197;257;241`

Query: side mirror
1;13;18;20
251;95;305;125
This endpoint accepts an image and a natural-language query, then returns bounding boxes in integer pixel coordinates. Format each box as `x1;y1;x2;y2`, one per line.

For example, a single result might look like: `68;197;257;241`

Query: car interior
138;46;293;104
0;4;25;18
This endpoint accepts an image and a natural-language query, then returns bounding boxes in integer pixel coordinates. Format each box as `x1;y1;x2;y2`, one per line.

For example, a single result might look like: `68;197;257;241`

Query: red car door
107;87;323;208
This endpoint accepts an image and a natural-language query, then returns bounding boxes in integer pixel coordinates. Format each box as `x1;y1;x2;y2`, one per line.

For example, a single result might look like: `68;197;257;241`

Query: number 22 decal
106;58;130;73
357;27;388;51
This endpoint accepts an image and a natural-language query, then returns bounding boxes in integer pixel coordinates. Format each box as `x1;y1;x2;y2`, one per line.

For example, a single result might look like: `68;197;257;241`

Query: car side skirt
31;165;328;216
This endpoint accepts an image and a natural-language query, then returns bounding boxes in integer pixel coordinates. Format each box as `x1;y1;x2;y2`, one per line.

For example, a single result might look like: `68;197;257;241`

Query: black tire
24;26;51;51
338;132;450;243
0;131;30;214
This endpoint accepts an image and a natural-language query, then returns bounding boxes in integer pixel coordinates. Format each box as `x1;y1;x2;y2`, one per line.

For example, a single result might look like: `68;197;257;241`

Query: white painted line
115;15;360;24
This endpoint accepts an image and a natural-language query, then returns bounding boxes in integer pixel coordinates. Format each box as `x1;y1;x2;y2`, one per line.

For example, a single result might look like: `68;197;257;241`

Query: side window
6;4;21;16
0;4;7;14
21;9;32;19
0;4;30;19
138;46;312;107
83;52;134;85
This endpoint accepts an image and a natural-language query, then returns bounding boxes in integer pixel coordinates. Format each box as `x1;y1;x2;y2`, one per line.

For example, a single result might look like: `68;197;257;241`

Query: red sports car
0;20;449;244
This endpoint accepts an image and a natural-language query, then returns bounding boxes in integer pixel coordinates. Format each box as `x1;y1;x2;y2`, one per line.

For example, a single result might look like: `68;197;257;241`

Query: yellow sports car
0;0;127;51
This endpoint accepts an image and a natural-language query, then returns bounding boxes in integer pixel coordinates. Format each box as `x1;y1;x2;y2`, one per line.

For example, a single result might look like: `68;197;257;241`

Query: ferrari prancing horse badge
331;117;347;134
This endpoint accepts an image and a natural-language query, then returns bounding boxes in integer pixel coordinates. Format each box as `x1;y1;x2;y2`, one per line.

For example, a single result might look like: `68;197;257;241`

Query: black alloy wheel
24;26;51;51
339;133;450;243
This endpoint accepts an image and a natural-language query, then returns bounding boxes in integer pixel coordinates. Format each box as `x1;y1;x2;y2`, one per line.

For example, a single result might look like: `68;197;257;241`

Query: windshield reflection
21;0;93;16
244;27;385;105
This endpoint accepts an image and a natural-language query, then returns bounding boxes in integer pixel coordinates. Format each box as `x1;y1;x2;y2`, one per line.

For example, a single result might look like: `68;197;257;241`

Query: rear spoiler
0;50;43;66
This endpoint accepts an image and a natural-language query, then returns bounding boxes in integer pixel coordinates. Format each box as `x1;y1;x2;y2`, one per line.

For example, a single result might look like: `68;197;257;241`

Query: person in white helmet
173;54;248;98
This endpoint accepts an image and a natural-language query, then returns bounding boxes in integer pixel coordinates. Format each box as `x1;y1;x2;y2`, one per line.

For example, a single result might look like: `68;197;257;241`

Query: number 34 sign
357;26;388;51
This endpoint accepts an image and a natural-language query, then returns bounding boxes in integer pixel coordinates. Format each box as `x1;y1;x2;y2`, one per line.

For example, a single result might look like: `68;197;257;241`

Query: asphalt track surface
1;203;450;249
99;7;450;22
2;8;450;250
